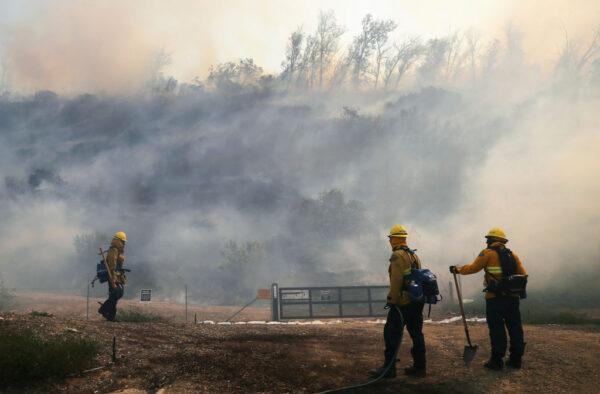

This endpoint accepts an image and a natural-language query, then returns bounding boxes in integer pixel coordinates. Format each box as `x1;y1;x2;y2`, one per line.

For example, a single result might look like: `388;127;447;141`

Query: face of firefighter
388;236;407;249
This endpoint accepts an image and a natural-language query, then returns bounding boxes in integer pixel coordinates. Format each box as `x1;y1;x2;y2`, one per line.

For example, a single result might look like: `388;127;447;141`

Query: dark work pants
383;302;426;369
99;284;124;321
486;296;525;360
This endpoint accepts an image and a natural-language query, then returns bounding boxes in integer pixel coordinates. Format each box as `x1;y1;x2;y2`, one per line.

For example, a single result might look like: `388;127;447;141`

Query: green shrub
0;325;100;387
30;310;53;317
117;306;167;323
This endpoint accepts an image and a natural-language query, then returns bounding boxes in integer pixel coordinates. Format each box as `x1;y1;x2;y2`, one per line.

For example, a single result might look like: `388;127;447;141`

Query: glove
384;302;395;310
449;265;459;274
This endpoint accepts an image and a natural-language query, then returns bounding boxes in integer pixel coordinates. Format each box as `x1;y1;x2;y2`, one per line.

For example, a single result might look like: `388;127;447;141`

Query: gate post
271;283;279;321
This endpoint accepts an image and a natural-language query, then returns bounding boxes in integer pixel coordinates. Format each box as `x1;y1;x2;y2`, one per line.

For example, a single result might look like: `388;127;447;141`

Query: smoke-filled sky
0;0;598;93
0;1;599;304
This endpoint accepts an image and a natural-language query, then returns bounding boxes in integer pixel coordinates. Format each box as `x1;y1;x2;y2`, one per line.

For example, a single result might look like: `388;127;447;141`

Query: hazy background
0;1;598;305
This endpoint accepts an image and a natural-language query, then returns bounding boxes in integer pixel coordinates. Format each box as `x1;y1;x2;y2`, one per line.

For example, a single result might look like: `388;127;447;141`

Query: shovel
453;271;478;364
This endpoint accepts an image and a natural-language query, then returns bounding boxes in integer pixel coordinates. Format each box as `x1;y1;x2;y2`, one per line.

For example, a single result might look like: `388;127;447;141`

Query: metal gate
271;283;389;320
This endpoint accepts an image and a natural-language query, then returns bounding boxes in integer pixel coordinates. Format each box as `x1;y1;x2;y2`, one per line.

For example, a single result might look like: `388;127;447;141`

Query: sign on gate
274;285;389;320
140;289;152;302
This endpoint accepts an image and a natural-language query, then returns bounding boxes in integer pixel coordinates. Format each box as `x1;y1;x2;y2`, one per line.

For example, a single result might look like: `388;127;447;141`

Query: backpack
400;247;442;315
91;246;130;287
485;246;528;299
96;261;110;284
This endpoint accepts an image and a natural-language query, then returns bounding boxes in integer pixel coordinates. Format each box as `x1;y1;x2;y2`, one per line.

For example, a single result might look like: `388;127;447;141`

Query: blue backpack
401;247;442;315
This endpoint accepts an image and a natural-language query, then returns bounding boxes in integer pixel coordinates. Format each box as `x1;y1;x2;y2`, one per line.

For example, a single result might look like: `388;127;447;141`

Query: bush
0;325;100;387
117;306;167;323
30;310;53;317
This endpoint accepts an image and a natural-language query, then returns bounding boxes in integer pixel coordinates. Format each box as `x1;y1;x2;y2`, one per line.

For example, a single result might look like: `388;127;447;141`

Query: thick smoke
0;10;599;304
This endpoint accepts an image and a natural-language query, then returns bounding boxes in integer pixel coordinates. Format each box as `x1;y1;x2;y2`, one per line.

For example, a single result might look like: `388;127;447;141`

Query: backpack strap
399;245;419;269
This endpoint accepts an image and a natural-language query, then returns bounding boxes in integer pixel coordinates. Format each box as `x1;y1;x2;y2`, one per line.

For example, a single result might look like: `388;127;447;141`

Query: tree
347;15;397;87
218;240;264;304
207;58;263;90
348;14;376;86
282;27;304;86
383;37;423;89
418;37;449;85
370;19;397;89
315;10;344;88
146;49;178;93
480;38;500;79
74;232;108;266
296;34;319;87
443;31;464;83
464;29;481;85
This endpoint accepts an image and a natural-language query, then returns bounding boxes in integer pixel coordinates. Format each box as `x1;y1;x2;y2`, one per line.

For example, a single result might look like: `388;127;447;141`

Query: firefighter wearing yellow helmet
450;227;528;370
98;231;128;321
369;224;427;379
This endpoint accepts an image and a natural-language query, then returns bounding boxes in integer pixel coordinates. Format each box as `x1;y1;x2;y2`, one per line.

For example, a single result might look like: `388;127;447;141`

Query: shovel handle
453;272;474;347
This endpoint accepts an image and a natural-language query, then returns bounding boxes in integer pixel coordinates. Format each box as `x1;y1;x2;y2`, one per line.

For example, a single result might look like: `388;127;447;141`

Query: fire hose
317;305;404;393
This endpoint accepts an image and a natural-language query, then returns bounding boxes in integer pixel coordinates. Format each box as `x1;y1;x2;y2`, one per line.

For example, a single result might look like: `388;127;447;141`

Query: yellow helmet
389;224;408;238
485;227;507;242
113;231;127;243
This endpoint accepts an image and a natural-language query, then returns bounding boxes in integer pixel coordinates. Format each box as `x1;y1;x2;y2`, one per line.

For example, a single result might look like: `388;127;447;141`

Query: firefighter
369;225;426;379
450;227;527;370
98;231;127;321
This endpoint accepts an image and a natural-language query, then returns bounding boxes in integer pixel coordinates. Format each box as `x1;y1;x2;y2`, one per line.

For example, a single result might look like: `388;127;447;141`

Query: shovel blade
463;345;478;364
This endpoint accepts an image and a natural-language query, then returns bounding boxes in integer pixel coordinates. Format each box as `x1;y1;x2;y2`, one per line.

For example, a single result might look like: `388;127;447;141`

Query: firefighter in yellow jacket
450;228;527;370
369;225;426;379
98;231;127;321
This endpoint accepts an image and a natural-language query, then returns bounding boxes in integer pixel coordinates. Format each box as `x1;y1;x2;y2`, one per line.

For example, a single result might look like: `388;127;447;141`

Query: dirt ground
2;293;600;393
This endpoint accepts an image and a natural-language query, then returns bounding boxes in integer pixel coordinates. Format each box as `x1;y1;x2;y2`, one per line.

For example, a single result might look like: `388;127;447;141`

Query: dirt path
2;311;599;393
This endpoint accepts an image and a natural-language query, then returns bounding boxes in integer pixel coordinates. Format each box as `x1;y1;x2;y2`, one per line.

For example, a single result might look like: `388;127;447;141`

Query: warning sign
256;288;271;299
140;289;152;302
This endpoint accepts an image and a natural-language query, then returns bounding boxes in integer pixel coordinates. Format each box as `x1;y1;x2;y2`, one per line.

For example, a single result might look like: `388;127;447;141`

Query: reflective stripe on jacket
457;242;526;299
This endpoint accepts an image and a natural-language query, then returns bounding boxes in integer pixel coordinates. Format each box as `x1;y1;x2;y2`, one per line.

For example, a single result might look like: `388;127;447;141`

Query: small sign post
140;289;152;303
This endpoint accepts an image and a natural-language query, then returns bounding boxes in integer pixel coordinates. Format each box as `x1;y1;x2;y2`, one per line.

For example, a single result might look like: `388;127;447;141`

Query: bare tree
418;37;449;85
444;31;464;83
348;14;395;87
348;14;376;87
480;38;500;78
465;29;481;85
297;34;319;88
370;19;397;89
577;28;600;70
282;27;304;86
383;37;423;89
315;10;344;88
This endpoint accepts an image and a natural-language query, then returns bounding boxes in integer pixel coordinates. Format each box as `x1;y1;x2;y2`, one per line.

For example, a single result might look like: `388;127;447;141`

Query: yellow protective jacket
387;244;422;306
106;238;126;285
457;242;526;299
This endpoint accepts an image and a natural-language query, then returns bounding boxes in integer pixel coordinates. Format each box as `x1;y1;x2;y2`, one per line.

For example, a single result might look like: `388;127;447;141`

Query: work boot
368;364;396;379
404;366;426;377
484;357;504;371
507;343;525;369
506;356;521;369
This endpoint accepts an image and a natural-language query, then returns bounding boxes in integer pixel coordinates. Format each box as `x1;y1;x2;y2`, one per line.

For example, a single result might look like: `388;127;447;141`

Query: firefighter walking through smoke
98;231;128;321
450;227;528;370
369;225;426;379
